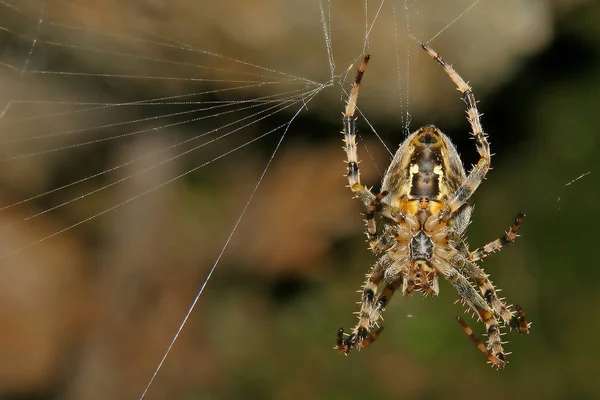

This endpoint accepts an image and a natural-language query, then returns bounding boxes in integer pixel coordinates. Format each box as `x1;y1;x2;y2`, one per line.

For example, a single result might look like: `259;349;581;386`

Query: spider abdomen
409;126;444;199
382;126;467;209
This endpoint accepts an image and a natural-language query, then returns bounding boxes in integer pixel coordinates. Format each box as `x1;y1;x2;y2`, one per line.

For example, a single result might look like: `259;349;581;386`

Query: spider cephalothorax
335;45;530;369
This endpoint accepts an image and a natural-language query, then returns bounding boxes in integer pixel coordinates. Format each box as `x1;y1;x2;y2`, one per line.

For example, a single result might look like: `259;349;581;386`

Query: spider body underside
335;45;530;369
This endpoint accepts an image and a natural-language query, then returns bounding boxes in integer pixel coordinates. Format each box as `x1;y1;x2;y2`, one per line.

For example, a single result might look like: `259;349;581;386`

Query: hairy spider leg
459;258;530;334
342;55;376;207
456;316;505;368
511;305;531;333
336;255;408;354
336;326;384;354
365;190;389;252
471;211;526;261
443;266;508;369
421;44;491;229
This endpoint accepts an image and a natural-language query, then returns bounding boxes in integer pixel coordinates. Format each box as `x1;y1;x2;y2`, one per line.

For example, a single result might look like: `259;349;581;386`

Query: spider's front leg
421;44;491;226
342;55;375;207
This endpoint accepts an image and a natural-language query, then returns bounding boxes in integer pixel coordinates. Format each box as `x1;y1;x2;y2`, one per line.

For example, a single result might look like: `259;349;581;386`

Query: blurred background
0;0;599;399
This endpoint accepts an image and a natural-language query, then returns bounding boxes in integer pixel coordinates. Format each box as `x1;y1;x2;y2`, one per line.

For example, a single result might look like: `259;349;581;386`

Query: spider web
0;0;588;399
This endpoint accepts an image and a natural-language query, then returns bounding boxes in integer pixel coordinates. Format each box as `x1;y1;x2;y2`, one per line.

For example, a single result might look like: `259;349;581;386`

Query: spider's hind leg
456;316;505;368
336;326;384;354
509;304;530;334
442;266;508;369
336;262;405;354
459;258;530;335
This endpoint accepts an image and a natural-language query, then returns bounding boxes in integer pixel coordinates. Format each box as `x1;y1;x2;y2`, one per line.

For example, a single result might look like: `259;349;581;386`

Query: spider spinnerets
335;44;530;369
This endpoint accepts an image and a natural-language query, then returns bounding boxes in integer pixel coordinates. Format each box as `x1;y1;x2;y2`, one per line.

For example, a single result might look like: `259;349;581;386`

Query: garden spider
335;44;530;369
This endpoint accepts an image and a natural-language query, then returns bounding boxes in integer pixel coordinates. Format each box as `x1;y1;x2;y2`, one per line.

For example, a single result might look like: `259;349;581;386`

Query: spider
335;44;530;369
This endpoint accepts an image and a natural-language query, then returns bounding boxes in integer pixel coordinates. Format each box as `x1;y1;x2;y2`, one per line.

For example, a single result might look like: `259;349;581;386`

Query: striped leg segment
336;326;384;354
342;55;375;207
365;190;388;251
509;304;531;334
456;316;505;368
459;259;530;334
336;269;404;354
471;211;526;261
335;255;388;354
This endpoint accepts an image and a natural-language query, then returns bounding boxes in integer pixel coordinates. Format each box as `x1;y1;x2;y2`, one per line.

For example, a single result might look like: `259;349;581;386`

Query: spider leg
470;211;526;261
435;258;507;369
459;259;531;334
336;257;406;354
511;305;531;333
456;316;504;367
342;55;376;207
336;326;384;354
402;264;416;295
452;272;507;369
365;190;388;252
421;44;490;222
365;190;416;253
